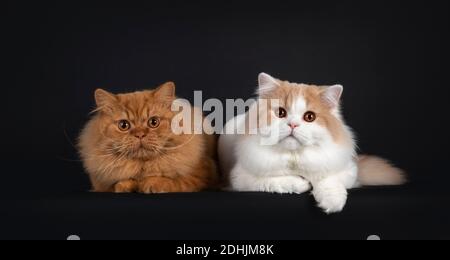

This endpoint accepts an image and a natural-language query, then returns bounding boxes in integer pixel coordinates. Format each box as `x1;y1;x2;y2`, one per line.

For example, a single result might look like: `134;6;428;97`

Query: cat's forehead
266;82;325;110
117;91;153;107
114;90;170;119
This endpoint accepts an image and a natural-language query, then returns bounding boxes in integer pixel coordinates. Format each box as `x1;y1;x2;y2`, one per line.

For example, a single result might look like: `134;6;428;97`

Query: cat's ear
321;85;344;108
95;89;118;112
154;82;176;100
257;73;280;95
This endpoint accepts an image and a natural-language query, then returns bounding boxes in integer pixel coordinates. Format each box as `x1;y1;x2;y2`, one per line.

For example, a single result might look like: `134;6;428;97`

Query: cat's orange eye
277;108;287;118
148;117;161;128
118;120;131;131
303;111;316;123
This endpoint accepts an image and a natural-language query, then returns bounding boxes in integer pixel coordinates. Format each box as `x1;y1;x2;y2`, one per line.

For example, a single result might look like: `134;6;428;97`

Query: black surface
4;0;450;239
2;185;449;240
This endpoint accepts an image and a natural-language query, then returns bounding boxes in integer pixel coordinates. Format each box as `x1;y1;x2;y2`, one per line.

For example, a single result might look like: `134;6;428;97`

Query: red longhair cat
78;82;218;193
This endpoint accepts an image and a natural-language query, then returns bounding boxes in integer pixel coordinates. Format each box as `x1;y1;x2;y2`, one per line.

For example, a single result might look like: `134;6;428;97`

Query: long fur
357;155;406;186
78;83;218;193
219;73;406;214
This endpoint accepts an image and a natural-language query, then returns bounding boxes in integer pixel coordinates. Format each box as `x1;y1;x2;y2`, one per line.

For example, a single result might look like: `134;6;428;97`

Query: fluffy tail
357;155;406;186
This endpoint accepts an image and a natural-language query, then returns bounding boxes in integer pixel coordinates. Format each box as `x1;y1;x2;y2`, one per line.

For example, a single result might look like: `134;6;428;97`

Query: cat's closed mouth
282;135;300;142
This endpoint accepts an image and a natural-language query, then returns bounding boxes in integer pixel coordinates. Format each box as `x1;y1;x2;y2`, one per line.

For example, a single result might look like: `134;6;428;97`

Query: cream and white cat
219;73;405;214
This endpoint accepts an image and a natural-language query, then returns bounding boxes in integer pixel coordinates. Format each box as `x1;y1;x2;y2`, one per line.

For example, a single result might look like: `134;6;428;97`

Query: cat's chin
279;136;302;151
127;146;159;160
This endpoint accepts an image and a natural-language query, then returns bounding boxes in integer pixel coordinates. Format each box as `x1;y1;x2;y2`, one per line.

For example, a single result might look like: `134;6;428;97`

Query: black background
3;0;450;240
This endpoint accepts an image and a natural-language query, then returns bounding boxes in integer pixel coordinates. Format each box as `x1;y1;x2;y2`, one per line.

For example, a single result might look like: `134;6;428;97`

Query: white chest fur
236;135;356;182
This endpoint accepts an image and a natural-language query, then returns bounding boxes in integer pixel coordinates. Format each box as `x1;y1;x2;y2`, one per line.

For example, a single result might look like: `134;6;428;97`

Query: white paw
316;193;347;214
263;176;311;194
313;182;348;214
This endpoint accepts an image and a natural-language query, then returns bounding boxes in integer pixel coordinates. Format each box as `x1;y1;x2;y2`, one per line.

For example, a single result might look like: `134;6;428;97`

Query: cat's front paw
313;185;348;214
114;179;138;193
138;177;177;194
264;176;311;194
317;194;347;214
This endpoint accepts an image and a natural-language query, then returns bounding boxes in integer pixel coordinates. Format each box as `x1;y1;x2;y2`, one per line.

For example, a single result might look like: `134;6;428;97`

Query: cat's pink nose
134;132;147;139
288;123;299;129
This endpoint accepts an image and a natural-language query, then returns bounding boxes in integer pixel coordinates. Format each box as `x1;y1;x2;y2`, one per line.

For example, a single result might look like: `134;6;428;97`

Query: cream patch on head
255;73;353;149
